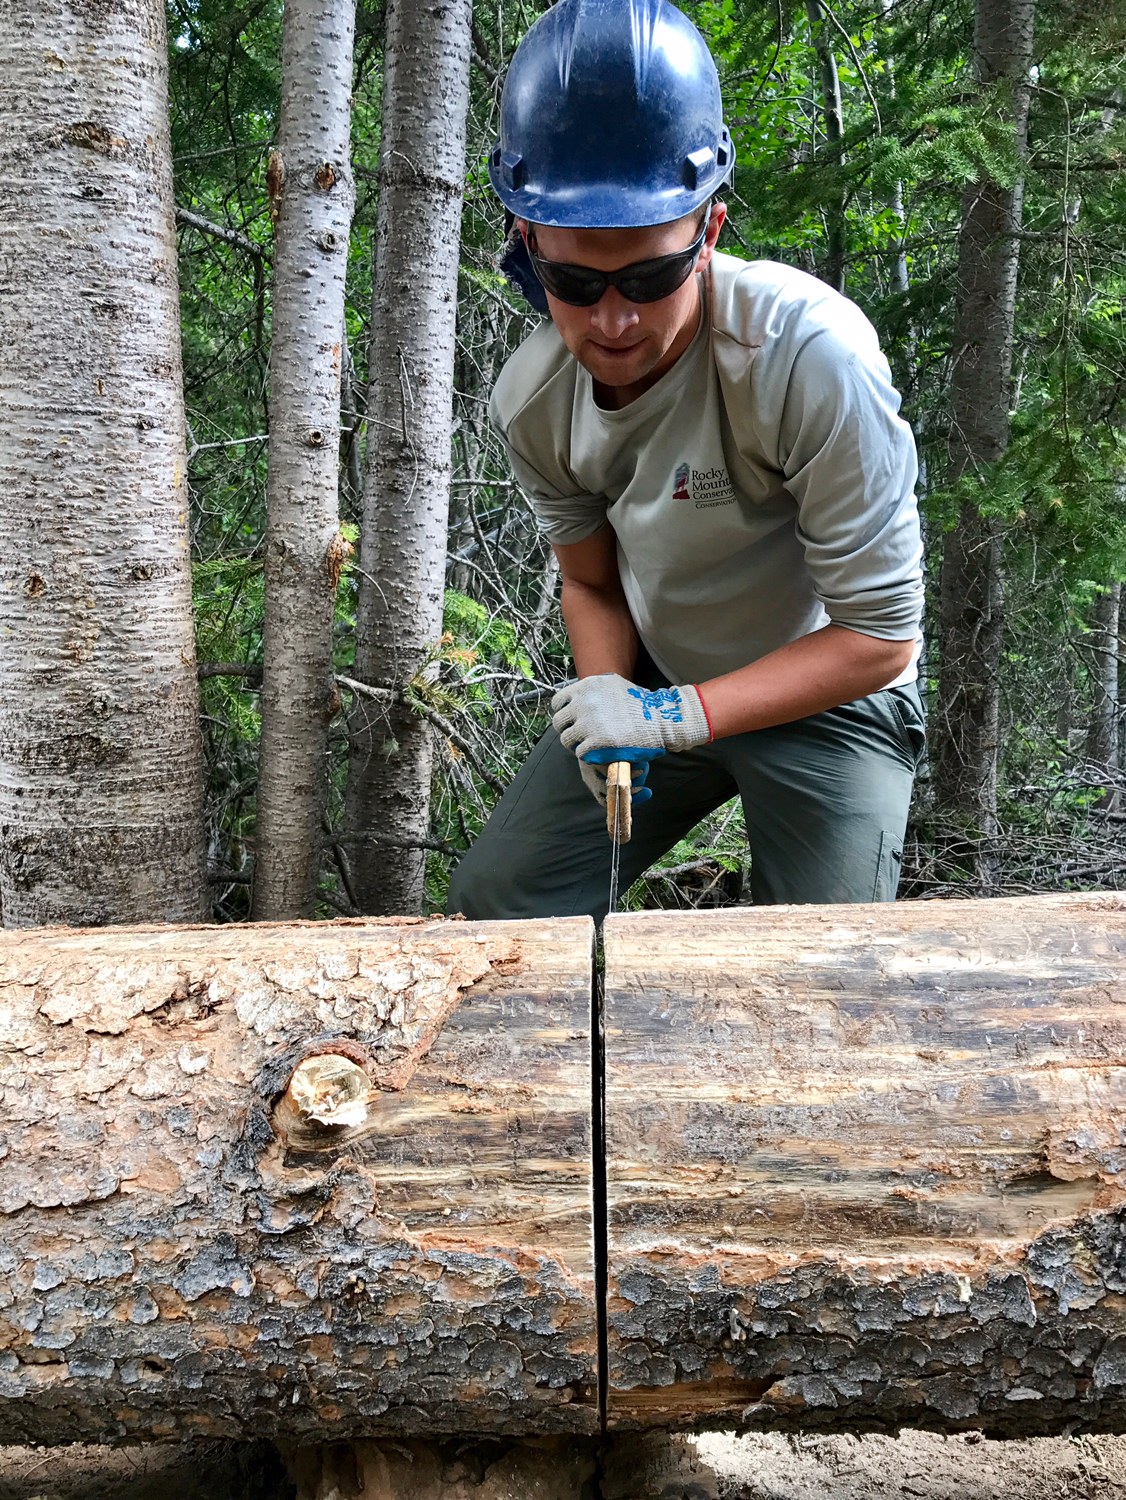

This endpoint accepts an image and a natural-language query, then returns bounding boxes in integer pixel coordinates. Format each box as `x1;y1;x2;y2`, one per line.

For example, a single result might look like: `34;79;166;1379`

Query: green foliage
621;800;748;912
442;590;534;697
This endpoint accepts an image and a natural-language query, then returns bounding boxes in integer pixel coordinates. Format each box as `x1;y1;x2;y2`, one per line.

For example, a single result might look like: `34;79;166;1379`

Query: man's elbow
836;625;918;680
882;635;918;674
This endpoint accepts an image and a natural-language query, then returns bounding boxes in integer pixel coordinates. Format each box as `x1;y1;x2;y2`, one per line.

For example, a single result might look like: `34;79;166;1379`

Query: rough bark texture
603;896;1126;1437
0;0;206;927
0;916;596;1444
933;0;1036;864
253;0;358;920
344;0;473;916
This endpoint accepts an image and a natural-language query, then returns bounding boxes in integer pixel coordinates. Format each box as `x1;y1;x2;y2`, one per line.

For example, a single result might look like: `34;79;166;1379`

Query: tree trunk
344;0;473;915
933;0;1036;881
804;0;846;293
604;896;1126;1436
0;914;597;1445
0;0;206;927
1085;581;1121;810
252;0;358;921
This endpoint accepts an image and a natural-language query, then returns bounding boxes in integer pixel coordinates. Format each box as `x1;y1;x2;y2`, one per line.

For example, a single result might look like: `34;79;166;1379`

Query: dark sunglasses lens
616;251;698;304
532;260;606;306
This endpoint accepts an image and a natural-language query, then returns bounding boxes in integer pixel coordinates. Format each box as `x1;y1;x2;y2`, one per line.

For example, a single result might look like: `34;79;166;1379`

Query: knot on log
274;1050;372;1146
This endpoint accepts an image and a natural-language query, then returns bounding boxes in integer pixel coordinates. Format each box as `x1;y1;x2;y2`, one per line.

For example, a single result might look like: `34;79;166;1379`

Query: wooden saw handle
606;761;632;844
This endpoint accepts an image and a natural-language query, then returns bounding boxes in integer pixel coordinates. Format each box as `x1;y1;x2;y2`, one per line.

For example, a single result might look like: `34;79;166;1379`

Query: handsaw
605;761;632;915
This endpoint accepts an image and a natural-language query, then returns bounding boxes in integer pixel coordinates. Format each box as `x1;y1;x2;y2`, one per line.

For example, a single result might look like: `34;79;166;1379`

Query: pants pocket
885;684;927;770
872;828;904;901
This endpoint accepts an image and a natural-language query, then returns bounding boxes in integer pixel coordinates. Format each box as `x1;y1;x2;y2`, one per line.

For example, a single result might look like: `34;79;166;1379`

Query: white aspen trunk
0;0;206;927
934;0;1036;882
344;0;473;915
252;0;358;920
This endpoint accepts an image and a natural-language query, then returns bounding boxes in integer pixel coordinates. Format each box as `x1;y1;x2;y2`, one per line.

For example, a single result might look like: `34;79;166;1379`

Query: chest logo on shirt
670;462;736;509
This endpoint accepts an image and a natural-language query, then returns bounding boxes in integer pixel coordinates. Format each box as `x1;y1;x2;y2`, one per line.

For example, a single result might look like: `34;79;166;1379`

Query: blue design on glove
626;686;685;724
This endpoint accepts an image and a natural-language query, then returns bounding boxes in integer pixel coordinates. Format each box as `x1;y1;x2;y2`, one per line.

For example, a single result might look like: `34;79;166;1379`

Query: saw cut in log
603;893;1126;1437
0;916;596;1445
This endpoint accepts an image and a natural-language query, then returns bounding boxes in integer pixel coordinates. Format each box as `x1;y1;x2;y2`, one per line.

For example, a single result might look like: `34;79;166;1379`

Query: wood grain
603;894;1126;1436
0;916;596;1443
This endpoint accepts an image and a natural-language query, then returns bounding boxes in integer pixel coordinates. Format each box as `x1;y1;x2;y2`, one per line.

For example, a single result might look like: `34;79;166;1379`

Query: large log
0;917;597;1445
603;893;1126;1436
6;894;1126;1452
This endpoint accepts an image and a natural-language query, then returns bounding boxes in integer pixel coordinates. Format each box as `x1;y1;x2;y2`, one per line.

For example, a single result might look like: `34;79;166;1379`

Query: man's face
521;205;726;406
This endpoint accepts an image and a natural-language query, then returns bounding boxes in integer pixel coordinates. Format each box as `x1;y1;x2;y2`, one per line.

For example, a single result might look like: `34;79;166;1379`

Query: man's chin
579;342;653;386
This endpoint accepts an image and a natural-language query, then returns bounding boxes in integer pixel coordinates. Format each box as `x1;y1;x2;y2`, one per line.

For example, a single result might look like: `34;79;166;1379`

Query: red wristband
693;684;715;743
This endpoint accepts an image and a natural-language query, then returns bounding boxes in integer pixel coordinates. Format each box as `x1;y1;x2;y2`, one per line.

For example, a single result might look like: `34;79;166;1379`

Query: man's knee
446;845;500;921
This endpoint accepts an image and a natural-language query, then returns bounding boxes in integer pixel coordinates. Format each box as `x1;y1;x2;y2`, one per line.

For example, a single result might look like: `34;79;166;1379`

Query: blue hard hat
488;0;735;229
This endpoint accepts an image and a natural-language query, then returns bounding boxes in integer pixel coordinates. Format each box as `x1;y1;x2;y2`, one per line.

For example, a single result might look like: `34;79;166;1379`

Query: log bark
603;894;1126;1437
0;916;596;1445
6;896;1126;1448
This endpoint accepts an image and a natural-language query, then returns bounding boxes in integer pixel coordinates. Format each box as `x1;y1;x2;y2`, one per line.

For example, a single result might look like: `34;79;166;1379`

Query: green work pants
447;681;925;923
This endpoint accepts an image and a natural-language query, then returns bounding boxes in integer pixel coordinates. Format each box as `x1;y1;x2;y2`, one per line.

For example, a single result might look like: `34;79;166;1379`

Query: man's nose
590;287;640;340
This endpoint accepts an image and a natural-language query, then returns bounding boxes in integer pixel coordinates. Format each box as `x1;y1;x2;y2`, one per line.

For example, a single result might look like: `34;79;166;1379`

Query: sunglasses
526;223;708;307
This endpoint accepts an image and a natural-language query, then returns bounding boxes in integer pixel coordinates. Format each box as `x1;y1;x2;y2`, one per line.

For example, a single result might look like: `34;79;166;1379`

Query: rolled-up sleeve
498;439;609;547
778;323;923;640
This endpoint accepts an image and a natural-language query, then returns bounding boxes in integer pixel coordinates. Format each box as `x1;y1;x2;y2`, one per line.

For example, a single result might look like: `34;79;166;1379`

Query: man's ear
698;201;727;271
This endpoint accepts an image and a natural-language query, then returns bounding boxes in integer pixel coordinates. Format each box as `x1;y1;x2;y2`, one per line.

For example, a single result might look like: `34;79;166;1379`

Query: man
448;0;924;923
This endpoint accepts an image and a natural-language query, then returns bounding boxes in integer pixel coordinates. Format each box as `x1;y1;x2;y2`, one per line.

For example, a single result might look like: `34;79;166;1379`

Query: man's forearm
561;578;639;678
698;624;917;739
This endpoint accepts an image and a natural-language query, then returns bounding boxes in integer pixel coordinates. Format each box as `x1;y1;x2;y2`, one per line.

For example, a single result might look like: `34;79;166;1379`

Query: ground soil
690;1430;1126;1499
2;1431;1126;1500
0;1440;290;1500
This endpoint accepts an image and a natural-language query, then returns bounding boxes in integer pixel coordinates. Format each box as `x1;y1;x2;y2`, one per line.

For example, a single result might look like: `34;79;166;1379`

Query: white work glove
552;674;713;765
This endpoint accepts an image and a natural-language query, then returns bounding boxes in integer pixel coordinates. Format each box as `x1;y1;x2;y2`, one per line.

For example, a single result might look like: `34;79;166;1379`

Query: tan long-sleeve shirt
490;251;924;687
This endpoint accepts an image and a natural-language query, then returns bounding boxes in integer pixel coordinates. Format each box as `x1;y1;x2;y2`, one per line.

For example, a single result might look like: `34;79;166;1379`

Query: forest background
9;0;1126;929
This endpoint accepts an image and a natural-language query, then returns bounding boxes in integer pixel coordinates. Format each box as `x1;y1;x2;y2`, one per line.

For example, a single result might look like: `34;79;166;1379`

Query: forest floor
2;1430;1126;1500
